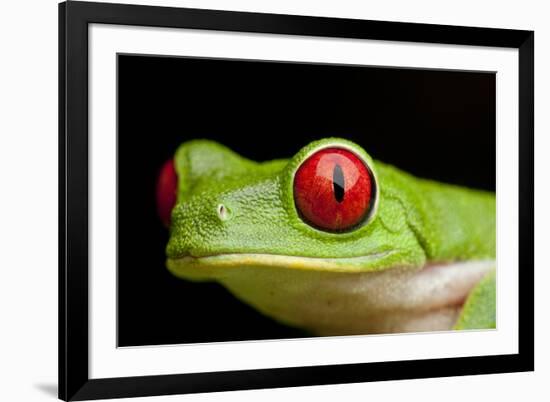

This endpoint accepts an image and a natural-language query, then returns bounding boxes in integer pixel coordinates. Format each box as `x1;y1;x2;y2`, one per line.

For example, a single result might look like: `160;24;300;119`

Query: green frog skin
161;138;496;335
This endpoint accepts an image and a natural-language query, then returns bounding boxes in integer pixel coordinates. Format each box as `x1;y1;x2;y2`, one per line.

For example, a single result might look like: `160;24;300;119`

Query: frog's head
159;138;425;280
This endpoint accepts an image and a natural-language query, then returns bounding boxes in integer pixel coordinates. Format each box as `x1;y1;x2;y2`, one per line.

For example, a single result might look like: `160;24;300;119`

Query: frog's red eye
156;159;178;227
293;148;374;232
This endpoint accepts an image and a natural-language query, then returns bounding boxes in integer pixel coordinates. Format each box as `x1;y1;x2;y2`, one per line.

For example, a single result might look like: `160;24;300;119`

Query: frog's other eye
293;148;375;232
156;159;178;227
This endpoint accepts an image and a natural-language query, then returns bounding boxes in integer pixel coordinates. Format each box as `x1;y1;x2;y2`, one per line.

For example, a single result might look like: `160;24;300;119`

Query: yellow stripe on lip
167;251;394;276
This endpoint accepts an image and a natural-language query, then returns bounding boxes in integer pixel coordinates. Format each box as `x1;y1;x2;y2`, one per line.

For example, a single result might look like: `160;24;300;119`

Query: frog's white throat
168;257;495;335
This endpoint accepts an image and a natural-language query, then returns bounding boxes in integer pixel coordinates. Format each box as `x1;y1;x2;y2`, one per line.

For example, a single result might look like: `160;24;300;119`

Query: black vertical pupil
333;164;345;203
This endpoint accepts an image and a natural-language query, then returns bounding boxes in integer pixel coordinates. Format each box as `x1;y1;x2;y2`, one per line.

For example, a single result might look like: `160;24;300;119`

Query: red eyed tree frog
156;138;496;335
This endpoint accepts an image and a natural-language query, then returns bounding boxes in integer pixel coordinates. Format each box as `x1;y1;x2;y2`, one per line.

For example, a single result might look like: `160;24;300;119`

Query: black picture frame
59;1;534;400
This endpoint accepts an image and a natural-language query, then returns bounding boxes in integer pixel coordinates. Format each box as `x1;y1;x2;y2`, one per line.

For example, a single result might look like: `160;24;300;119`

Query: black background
118;54;495;347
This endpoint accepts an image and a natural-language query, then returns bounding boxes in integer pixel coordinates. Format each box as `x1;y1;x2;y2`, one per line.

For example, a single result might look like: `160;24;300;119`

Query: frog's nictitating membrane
156;138;496;336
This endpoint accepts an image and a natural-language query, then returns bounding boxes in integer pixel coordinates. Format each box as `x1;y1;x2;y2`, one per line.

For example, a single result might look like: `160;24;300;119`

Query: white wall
0;0;546;401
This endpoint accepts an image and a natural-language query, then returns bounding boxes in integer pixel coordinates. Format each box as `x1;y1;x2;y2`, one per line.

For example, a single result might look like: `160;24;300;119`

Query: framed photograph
59;1;534;400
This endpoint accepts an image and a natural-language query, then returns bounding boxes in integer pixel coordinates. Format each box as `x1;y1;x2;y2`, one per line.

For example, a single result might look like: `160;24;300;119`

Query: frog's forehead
173;140;258;186
173;138;377;179
173;139;286;199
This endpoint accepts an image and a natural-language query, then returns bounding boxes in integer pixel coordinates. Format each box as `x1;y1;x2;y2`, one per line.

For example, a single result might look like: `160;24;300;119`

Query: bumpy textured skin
453;270;496;330
166;138;496;332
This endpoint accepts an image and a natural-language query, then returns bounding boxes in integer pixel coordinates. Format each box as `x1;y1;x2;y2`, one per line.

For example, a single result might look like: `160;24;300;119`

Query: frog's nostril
216;204;231;221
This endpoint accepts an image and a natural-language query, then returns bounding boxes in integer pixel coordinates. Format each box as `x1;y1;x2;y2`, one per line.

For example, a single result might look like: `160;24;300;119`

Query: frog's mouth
168;251;395;274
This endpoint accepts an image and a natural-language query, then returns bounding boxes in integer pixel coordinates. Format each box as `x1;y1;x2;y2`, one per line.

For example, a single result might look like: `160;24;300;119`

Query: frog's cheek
378;197;408;233
156;158;178;227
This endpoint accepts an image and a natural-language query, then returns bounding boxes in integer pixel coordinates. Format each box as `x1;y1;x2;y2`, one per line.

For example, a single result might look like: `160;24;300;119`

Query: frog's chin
167;255;495;335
